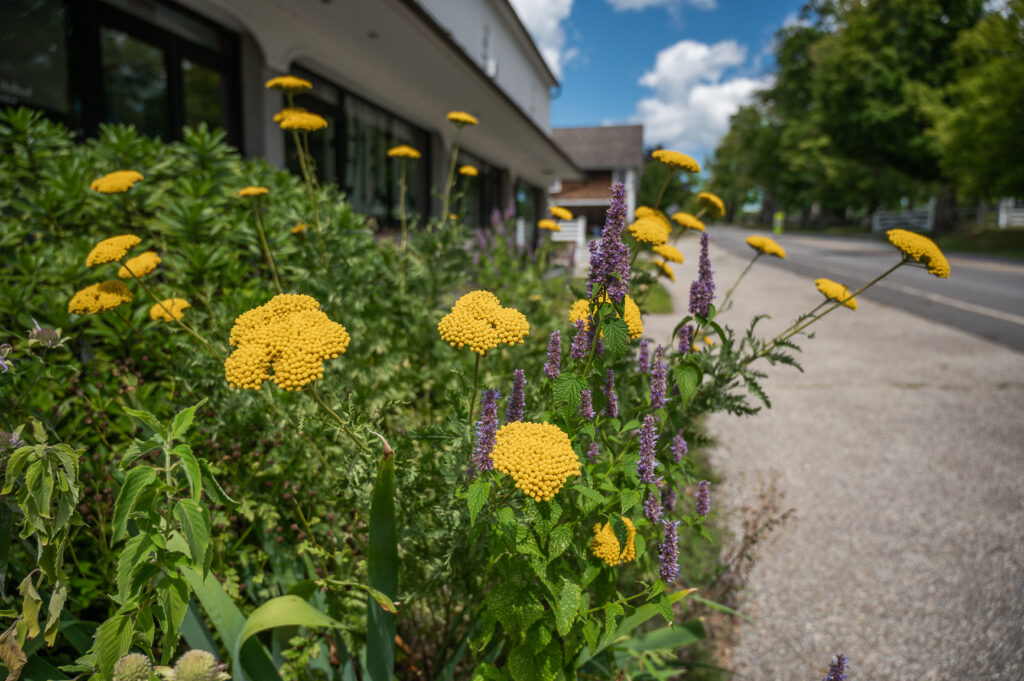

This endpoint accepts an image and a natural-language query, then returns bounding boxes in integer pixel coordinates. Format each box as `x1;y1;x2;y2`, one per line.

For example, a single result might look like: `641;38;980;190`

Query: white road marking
880;282;1024;326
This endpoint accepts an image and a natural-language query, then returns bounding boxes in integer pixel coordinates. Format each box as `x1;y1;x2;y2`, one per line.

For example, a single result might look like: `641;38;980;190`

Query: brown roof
551;125;644;172
553;177;614;201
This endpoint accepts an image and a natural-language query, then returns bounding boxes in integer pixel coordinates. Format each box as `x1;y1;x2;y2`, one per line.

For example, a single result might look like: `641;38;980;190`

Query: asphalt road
709;226;1024;353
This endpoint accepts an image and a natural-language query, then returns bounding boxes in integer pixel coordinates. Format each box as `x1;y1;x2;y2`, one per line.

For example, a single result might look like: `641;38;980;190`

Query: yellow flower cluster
590;517;637;566
490;422;581;502
90;170;144;194
746;235;786;259
538;219;561;232
447;111;479;126
814;278;857;310
653;243;684;263
549;206;573;220
437;290;530;355
265;75;312;93
150;298;191;321
697;191;725;218
628;217;670;246
655;258;675;282
68;280;133;315
225;294;350;391
291;223;309;235
569;294;643;339
388;145;422;159
273;107;308;123
672;212;705;232
458;164;478;176
279;112;328;131
86;234;141;267
886;229;950;278
238;186;268;197
118;251;161;279
652;149;700;173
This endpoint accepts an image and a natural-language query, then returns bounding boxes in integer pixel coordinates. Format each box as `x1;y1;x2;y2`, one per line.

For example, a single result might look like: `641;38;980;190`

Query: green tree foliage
637;154;695;209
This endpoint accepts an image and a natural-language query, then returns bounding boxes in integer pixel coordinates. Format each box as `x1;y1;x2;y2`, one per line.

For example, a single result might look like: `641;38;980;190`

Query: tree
637;151;697;210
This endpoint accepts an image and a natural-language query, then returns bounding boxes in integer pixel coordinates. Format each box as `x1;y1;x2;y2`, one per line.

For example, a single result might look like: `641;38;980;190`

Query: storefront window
182;58;224;130
0;0;70;115
101;27;168;137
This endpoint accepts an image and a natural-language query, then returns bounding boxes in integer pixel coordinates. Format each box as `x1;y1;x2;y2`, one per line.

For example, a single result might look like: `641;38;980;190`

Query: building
550;124;644;234
0;0;580;231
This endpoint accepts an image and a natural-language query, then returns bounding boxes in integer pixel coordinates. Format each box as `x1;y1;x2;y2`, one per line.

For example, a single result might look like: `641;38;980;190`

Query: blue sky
509;0;807;163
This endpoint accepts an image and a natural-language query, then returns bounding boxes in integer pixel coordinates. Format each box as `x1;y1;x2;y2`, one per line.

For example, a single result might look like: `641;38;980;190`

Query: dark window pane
391;118;427;217
182;58;223;130
345;97;390;221
0;0;69;114
101;27;167;137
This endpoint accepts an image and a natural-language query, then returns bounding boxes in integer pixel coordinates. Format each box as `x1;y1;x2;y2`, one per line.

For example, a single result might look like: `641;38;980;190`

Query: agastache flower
603;369;618;418
688;232;715;318
695;480;710;517
586;183;631;303
663;488;677;512
587;441;599;462
636;414;658;483
824;654;848;681
580;389;595;420
650;345;667;409
644;489;661;523
637;339;649;374
544;331;561;380
672;431;688;463
570;318;588;360
658;520;680;583
678;324;694;354
506;369;525;422
473;389;500;471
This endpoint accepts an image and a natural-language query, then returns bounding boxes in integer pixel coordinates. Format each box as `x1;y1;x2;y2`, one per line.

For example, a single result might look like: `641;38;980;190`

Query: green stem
398;161;408;298
720;253;761;312
654;175;671;211
310;387;372;455
251;198;283;294
440;128;464;227
466;353;482;436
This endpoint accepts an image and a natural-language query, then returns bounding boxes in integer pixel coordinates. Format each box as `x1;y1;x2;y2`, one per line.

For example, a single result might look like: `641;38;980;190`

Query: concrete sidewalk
643;238;1024;680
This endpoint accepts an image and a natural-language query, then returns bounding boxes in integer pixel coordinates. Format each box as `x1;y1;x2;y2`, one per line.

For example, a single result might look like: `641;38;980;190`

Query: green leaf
157;574;190;662
25;461;53;518
619;489;641;514
554;581;581;636
602;317;630;357
621;619;705;652
547;525;573;562
467;479;489;526
2;447;35;494
111;465;158;543
119;438;159;469
656;593;674;625
169;400;205;441
232;596;343;681
552;374;587;418
122;406;165;440
609;516;629;552
673;363;702;404
172;444;202;503
199;459;238;507
573;485;605;508
18;575;42;640
92;612;134;679
581;618;600;655
367;450;397;681
43;582;68;646
174;500;211;573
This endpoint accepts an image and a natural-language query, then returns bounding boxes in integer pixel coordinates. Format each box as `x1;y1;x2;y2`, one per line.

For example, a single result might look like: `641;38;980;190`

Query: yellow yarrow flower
549;206;573;221
279;112;328;132
86;234;141;267
458;164;478;176
814;278;857;310
569;294;643;339
652;149;700;173
746;235;786;259
628;216;670;246
437;290;530;355
150;298;191;322
590;517;637;566
265;75;312;93
447;111;479;126
290;223;309;235
490;422;581;502
886;229;950;278
225;293;351;391
118;251;161;279
697;191;725;218
68;280;133;315
654;258;675;282
90;170;144;194
387;145;422;159
238;186;268;198
653;243;684;263
273;107;308;123
538;219;561;232
672;212;705;232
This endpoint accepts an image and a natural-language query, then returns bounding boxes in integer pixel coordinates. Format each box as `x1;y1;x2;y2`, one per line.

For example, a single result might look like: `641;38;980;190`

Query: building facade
0;0;580;230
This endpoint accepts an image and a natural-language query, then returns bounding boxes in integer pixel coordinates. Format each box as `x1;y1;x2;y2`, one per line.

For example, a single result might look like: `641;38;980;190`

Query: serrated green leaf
18;575;42;640
467;479;489;526
581;618;600;654
93;612;134;678
554;581;581;636
123;406;165;440
169;400;205;441
2;447;35;494
174;499;210;572
657;593;674;625
199;459;238;507
609;515;629;552
172;444;202;503
112;465;158;543
25;460;53;519
552;374;586;418
619;489;641;514
547;525;573;561
602;317;630;357
673;363;702;403
157;574;190;662
117;534;153;604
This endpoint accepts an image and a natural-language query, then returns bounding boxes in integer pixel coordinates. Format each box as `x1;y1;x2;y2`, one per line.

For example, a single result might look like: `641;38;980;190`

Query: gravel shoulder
643;237;1024;680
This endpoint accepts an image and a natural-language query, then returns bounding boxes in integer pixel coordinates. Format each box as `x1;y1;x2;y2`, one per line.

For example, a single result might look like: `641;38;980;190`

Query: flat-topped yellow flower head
118;251;161;279
490;421;581;502
655;258;675;282
90;170;144;194
290;223;308;235
265;75;312;93
238;186;268;198
746;235;786;259
628;216;670;245
590;517;637;566
437;290;530;355
225;293;351;391
672;212;705;232
569;294;643;339
150;298;191;321
458;164;478;176
549;206;573;220
279;112;328;132
697;191;725;218
87;234;141;267
447;111;479;127
652;149;700;173
387;145;422;159
68;280;133;315
273;107;308;123
538;219;561;232
814;278;857;310
653;243;684;263
886;229;950;278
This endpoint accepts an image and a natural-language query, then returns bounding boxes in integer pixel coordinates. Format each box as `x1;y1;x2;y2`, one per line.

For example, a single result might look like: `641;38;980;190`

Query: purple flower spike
658;520;680;583
570;318;588;360
688;232;715;318
695;480;710;517
644;489;661;523
672;430;688;463
637;339;650;374
473;389;500;471
650;345;667;409
587;441;599;462
580;389;595;421
636;414;659;483
506;369;526;422
586;183;631;302
678;324;694;354
663;488;677;512
544;331;561;380
824;654;848;681
603;369;618;418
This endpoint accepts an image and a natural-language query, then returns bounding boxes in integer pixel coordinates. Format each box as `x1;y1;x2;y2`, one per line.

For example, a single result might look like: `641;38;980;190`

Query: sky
508;0;808;164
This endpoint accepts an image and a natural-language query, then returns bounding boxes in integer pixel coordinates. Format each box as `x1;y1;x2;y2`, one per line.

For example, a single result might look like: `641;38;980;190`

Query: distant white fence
998;199;1024;228
550;216;587;252
872;200;935;233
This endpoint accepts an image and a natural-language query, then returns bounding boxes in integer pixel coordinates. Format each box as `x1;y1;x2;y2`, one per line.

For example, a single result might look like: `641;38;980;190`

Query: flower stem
654;175;671;211
310;387;372;455
440;128;464;227
251;198;283;294
720;253;760;312
466;353;482;437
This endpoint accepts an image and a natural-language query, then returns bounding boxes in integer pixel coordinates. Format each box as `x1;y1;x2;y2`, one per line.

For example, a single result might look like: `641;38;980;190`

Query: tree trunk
932;181;958;235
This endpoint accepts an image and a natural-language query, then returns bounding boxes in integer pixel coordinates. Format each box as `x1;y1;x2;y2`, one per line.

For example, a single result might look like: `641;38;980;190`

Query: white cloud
782;11;810;28
633;39;771;159
606;0;716;11
507;0;574;78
